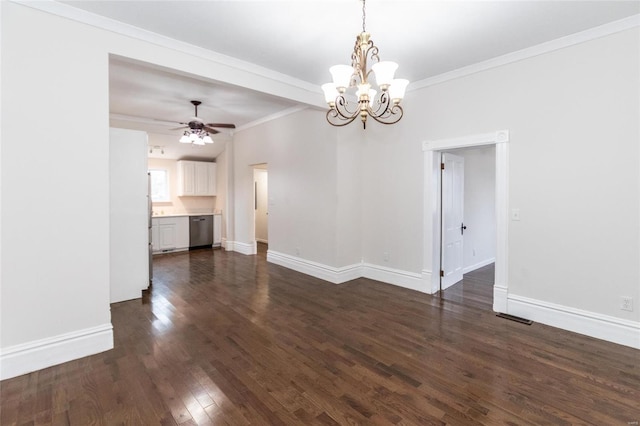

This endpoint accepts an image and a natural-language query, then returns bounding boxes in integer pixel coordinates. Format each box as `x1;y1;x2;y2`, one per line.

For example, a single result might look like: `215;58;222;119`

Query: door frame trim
423;130;509;312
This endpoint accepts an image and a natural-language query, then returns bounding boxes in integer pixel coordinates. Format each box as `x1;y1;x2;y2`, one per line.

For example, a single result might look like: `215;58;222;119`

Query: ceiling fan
172;100;235;140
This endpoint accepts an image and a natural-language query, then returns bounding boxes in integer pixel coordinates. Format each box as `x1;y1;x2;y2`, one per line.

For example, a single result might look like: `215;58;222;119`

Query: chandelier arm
368;104;404;126
368;91;390;116
333;96;360;119
326;109;359;127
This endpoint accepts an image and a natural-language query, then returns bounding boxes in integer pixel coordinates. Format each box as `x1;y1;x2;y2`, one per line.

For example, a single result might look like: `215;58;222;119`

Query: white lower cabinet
152;216;189;253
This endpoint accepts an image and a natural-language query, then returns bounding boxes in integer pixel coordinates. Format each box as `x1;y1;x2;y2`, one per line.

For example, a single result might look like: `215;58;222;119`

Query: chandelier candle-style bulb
322;0;408;128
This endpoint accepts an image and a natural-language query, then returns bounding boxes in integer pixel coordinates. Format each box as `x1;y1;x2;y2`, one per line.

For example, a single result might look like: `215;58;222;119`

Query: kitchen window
149;169;170;202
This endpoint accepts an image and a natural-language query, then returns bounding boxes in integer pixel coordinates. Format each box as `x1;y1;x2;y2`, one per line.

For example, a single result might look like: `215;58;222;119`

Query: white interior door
441;152;465;290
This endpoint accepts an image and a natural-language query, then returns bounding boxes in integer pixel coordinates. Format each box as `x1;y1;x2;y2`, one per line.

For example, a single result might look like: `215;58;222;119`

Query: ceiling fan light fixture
179;132;191;143
322;0;408;129
175;100;236;145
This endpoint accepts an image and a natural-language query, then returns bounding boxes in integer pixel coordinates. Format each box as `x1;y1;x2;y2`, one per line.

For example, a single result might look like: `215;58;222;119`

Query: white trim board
267;250;361;284
507;295;640;350
410;15;640;91
0;323;114;380
227;241;256;256
463;258;496;275
423;130;509;312
267;250;433;293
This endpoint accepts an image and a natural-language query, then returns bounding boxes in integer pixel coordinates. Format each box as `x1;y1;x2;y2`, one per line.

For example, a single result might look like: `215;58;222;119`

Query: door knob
461;223;467;235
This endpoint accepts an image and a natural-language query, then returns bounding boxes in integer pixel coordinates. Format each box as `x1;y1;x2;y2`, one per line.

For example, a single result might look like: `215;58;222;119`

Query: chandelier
321;0;409;129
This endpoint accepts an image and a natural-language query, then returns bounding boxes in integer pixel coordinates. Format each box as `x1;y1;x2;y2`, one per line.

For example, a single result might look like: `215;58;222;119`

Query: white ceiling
56;1;639;159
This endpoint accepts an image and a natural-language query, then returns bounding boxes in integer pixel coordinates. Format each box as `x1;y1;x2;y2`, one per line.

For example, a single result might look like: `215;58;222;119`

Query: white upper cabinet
177;160;217;196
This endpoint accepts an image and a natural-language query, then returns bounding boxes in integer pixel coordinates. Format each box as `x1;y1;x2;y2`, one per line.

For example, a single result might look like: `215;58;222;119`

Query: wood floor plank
2;252;639;425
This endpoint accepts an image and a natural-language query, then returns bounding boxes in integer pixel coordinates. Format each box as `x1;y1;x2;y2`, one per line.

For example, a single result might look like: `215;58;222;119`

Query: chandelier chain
361;0;366;33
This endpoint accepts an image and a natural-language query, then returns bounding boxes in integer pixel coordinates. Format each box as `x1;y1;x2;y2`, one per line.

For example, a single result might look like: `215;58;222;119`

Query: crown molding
235;105;309;133
410;14;640;92
14;2;639;105
11;0;322;99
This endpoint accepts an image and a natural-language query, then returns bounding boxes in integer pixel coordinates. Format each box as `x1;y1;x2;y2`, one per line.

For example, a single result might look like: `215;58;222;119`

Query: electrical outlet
511;208;521;221
295;247;300;256
621;296;633;312
383;252;389;262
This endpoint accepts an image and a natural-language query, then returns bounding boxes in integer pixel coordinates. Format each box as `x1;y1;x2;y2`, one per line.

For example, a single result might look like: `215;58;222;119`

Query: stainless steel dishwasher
189;215;213;248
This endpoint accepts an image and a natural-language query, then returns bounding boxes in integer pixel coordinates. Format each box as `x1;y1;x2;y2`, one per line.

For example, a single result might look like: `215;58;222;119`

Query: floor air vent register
496;313;534;325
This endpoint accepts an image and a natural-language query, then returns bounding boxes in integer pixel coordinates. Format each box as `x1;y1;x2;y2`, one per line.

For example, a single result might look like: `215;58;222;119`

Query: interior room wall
404;27;638;323
1;2;114;378
147;157;216;215
232;109;344;265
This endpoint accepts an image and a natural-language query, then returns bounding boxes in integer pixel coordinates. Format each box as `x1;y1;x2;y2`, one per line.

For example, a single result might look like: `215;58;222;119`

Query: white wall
1;2;114;379
232;109;341;262
410;28;639;324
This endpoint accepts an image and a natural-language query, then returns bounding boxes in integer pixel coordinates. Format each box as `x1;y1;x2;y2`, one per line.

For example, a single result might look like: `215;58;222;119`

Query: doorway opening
423;130;509;313
253;165;269;256
439;146;497;309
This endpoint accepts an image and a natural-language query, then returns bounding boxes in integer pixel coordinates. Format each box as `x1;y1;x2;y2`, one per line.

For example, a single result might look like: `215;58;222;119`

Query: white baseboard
226;240;256;255
507;294;640;350
463;257;495;274
266;251;433;293
267;250;361;284
0;323;114;380
493;285;508;313
362;264;432;294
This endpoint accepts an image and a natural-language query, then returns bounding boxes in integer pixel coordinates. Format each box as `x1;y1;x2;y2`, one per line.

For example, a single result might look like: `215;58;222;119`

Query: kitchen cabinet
177;160;217;196
152;216;189;253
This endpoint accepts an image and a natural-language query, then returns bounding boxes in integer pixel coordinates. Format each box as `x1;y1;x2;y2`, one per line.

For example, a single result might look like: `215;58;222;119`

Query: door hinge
440;270;444;277
441;163;445;170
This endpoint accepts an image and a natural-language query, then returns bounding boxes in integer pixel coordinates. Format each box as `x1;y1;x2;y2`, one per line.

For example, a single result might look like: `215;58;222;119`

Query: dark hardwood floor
1;249;638;425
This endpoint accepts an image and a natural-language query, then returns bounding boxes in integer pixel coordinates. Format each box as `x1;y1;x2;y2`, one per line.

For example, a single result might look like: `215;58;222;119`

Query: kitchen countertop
152;213;221;218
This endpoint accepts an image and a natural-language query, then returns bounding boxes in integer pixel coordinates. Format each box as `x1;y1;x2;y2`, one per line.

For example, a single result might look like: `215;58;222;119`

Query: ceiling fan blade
203;126;220;134
206;123;236;129
170;126;189;131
